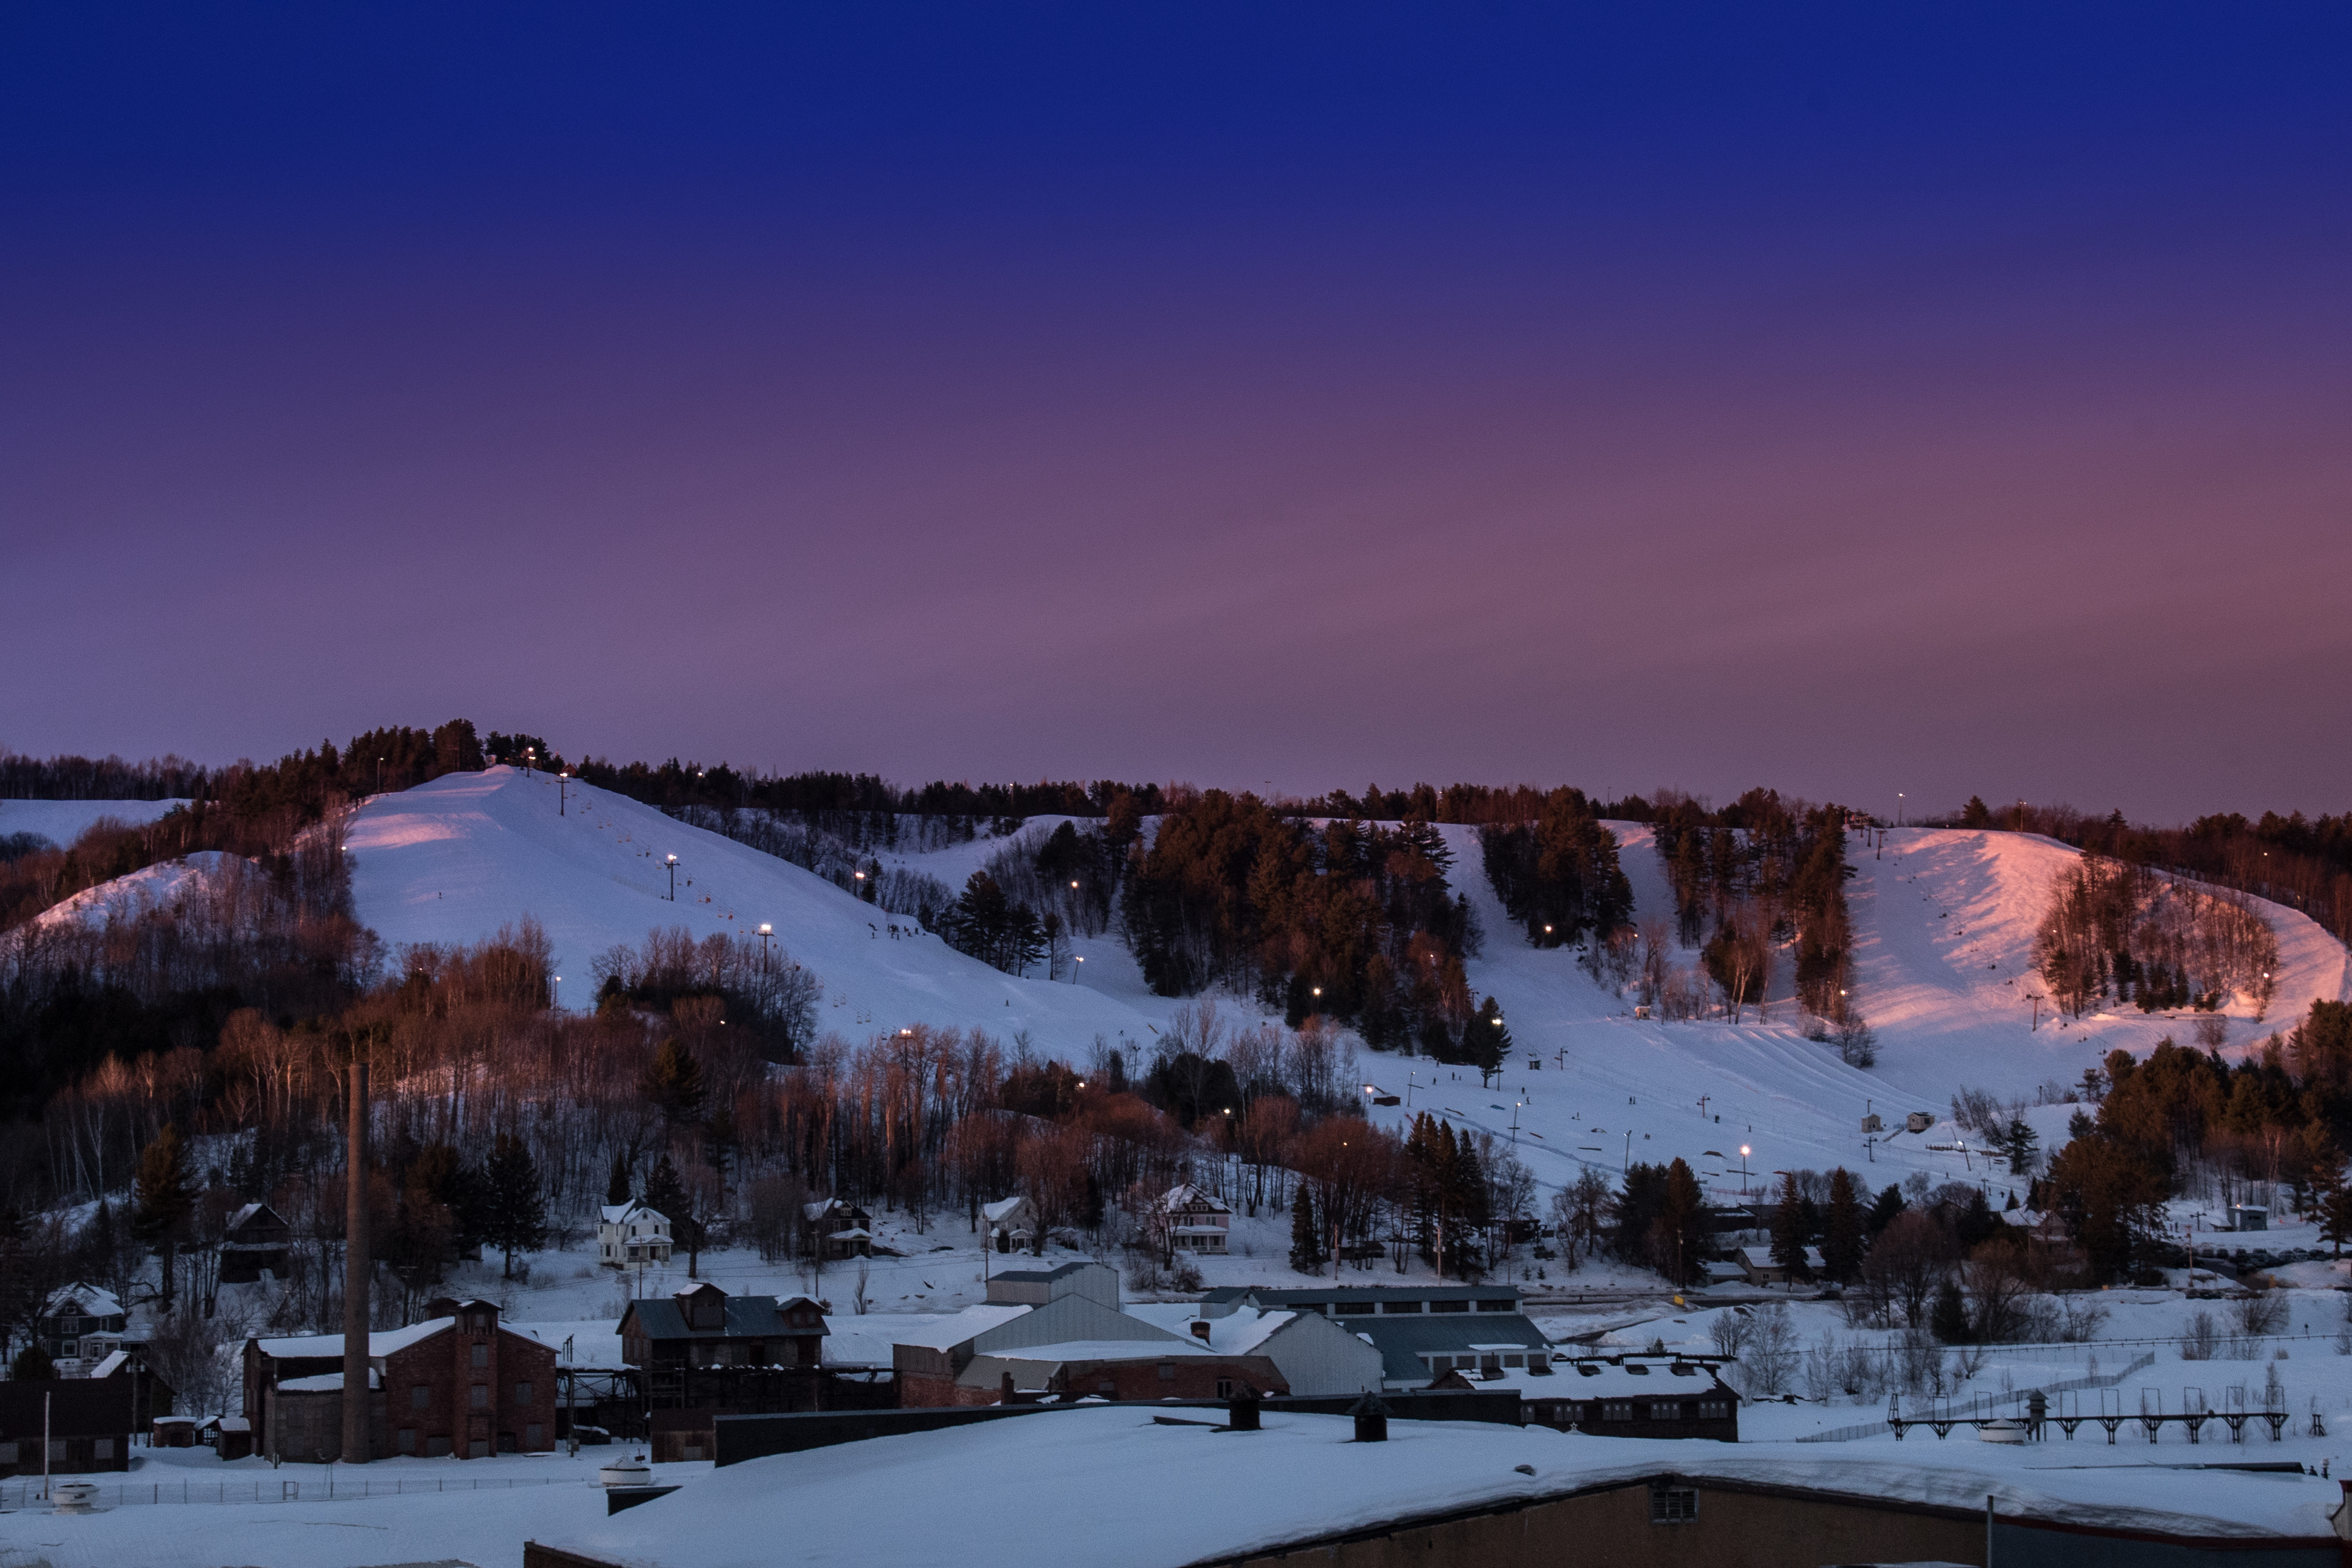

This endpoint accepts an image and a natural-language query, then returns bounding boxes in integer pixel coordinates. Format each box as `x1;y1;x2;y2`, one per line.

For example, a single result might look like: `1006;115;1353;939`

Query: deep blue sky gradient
5;5;2348;819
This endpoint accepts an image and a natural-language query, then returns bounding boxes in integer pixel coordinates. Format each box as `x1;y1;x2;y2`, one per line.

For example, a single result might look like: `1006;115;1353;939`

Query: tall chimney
342;1058;370;1465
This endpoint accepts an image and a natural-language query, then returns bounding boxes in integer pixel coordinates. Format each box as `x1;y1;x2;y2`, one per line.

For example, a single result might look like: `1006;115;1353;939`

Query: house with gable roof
219;1202;293;1283
599;1201;672;1268
1157;1184;1232;1254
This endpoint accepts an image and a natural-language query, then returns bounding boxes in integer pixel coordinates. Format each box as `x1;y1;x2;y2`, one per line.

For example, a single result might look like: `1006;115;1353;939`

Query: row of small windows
0;1439;116;1462
1318;1299;1518;1316
1597;1400;1731;1423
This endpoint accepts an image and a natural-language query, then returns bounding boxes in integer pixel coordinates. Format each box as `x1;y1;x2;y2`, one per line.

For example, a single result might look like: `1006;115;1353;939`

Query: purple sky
5;7;2348;820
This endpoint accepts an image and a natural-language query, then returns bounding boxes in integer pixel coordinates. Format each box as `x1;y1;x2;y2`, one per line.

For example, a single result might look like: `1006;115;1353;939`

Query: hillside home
1199;1284;1551;1391
981;1195;1037;1253
1158;1184;1233;1254
35;1283;128;1370
803;1198;874;1260
598;1202;673;1268
243;1297;558;1462
219;1201;293;1283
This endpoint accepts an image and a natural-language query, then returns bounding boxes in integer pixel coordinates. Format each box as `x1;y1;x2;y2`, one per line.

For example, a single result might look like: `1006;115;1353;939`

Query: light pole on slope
666;855;679;901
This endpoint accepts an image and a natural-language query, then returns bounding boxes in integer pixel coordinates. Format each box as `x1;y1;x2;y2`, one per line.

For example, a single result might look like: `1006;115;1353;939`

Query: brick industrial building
243;1297;559;1462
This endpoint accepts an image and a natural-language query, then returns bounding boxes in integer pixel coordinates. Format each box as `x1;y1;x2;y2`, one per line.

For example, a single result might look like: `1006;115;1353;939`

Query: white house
599;1202;673;1268
1159;1185;1233;1254
981;1195;1038;1253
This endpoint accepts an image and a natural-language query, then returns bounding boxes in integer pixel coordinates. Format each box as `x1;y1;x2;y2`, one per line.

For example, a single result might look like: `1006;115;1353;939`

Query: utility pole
565;1336;578;1458
666;855;679;900
342;1054;370;1466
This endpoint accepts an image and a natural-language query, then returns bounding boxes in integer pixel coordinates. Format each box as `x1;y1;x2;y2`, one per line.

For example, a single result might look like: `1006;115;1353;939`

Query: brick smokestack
342;1058;370;1464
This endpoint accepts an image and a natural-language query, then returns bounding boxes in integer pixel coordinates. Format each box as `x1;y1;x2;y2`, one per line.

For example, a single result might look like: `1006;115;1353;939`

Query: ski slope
343;767;1179;1055
1356;823;2351;1206
35;849;245;930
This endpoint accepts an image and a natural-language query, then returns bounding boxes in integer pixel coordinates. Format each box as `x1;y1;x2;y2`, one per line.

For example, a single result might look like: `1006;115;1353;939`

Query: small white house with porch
981;1195;1038;1253
599;1202;673;1268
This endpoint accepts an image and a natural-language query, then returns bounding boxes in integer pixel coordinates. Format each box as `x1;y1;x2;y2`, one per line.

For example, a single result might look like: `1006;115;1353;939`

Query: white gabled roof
43;1282;124;1318
89;1349;131;1378
1162;1184;1230;1214
255;1316;455;1359
1126;1304;1297;1356
889;1304;1032;1352
602;1201;667;1226
981;1196;1033;1223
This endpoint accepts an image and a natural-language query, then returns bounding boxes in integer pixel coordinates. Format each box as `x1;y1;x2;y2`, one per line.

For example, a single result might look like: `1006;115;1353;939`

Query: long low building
519;1405;2352;1568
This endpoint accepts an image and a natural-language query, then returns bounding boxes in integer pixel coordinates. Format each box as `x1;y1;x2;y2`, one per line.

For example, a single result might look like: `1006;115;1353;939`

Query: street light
666;855;679;900
758;923;773;974
559;771;571;816
1738;1145;1751;1195
552;975;562;1010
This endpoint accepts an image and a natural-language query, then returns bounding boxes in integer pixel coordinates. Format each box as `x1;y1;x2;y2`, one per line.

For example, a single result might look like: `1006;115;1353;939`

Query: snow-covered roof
981;1196;1033;1224
254;1316;457;1360
601;1202;667;1226
888;1304;1032;1352
212;1416;250;1432
278;1369;382;1392
529;1405;2347;1568
227;1202;267;1230
88;1349;130;1378
42;1282;123;1318
1551;1359;1731;1400
1162;1184;1230;1214
973;1339;1224;1366
1738;1244;1826;1269
1126;1304;1297;1357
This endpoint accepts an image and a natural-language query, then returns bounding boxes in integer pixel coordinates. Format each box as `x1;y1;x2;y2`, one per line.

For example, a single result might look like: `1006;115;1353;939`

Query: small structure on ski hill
1157;1184;1233;1254
1198;1284;1550;1392
981;1195;1038;1254
985;1260;1121;1311
35;1282;128;1370
1126;1302;1385;1397
219;1201;293;1283
890;1293;1193;1407
620;1284;828;1371
598;1201;673;1268
2229;1204;2270;1232
803;1198;875;1260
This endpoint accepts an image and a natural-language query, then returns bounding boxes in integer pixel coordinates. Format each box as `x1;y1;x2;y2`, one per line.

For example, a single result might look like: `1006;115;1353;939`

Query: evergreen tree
130;1124;195;1307
1768;1171;1812;1285
1997;1117;2040;1175
1470;997;1511;1087
643;1039;706;1126
1654;1158;1705;1286
1821;1168;1863;1283
482;1134;547;1279
2318;1158;2352;1258
605;1152;633;1208
1866;1182;1906;1238
1288;1184;1324;1274
642;1153;688;1223
1931;1278;1971;1343
1960;796;1992;828
11;1343;55;1380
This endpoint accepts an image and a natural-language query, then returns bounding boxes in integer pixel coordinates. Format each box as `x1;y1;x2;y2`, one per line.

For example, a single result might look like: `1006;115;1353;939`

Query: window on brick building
398;1428;416;1453
471;1385;488;1409
1649;1483;1697;1523
471;1343;489;1368
94;1438;115;1459
1157;1362;1174;1380
515;1382;532;1405
412;1385;430;1410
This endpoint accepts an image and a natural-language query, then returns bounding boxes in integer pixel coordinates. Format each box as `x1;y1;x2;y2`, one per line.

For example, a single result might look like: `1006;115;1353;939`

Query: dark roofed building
220;1202;293;1284
0;1377;136;1475
620;1284;827;1371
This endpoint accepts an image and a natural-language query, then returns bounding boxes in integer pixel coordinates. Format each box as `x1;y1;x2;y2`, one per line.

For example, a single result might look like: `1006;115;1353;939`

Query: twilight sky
4;5;2347;821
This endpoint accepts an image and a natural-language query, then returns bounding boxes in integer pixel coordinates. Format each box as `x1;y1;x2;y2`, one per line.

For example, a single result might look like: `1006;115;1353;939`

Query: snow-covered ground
0;797;186;847
34;850;246;930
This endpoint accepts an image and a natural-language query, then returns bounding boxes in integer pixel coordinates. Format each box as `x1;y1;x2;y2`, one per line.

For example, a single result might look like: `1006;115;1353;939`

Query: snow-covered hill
344;767;1177;1055
45;776;2352;1211
36;849;245;929
1362;823;2352;1207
